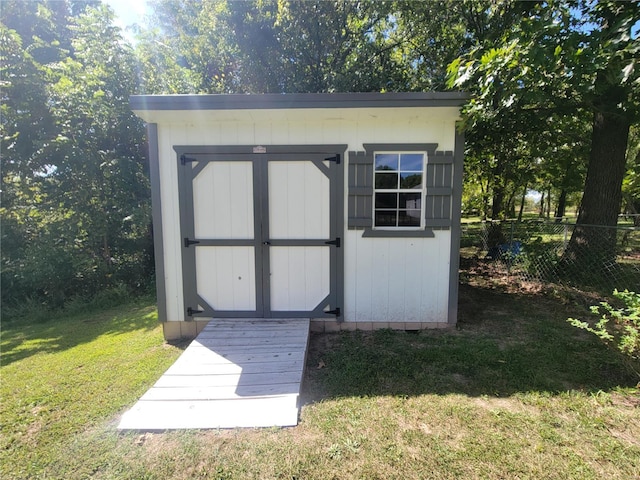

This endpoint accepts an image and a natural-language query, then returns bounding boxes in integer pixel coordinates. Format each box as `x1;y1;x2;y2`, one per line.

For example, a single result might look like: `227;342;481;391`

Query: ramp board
118;318;310;430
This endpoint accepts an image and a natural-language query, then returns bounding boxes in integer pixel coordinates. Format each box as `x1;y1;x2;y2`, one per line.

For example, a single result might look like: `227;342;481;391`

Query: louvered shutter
424;151;454;229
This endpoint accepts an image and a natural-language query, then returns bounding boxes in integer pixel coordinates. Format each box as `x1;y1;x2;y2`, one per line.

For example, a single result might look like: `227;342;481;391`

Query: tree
448;0;640;266
393;1;543;221
137;0;404;94
1;1;150;311
394;0;533;91
623;125;640;225
46;4;150;294
229;0;400;93
1;1;69;306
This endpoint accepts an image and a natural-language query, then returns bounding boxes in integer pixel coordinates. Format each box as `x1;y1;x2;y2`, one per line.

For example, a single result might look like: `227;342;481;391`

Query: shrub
568;290;640;379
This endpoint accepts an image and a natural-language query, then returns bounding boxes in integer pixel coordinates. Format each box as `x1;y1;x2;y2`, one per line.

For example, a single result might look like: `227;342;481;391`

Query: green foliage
448;0;640;270
1;1;151;314
136;0;404;94
569;290;640;378
3;0;639;319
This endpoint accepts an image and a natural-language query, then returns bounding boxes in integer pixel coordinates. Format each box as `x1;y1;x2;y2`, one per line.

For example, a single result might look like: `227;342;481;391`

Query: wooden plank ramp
117;318;310;430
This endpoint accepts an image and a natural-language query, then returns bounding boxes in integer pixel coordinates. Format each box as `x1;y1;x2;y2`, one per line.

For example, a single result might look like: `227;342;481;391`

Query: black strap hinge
184;237;200;247
180;154;197;165
326;307;341;317
325;154;341;164
187;307;203;316
325;237;341;247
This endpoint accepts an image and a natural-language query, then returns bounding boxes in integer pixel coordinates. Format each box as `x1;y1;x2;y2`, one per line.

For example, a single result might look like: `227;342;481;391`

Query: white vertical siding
154;107;459;323
158;124;184;322
193;161;254;239
196;246;256;311
343;233;450;322
270;246;330;311
268;161;330;239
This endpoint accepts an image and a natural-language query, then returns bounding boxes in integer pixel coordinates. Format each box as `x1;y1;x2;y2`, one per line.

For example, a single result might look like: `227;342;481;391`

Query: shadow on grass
0;302;161;366
302;284;638;402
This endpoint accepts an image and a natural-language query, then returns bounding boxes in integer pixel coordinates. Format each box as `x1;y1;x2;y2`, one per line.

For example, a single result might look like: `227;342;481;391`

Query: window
373;152;425;228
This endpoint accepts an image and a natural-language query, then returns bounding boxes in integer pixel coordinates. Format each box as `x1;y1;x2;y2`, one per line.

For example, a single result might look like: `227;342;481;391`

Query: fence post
510;220;514;245
508;220;514;276
563;220;569;251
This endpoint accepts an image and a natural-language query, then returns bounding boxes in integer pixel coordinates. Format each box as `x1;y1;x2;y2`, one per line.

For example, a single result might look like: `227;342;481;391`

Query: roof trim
130;92;469;111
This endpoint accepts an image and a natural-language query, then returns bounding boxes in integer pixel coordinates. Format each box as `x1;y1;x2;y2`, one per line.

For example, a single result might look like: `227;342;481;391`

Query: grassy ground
1;288;639;479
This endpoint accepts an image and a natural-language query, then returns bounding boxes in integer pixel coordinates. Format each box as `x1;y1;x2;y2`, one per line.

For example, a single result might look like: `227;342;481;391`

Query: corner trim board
147;123;168;323
448;125;465;326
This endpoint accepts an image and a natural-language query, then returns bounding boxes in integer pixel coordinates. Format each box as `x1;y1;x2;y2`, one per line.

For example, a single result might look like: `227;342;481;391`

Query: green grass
1;288;639;479
0;300;183;479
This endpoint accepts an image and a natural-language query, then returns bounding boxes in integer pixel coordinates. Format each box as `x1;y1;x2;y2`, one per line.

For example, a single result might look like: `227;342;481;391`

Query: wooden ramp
118;318;310;430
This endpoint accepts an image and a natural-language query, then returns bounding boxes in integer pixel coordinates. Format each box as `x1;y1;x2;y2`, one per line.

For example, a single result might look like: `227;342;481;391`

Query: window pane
400;153;424;171
375;172;398;189
399;192;421;208
400;172;422;189
375;192;397;209
375;210;397;227
375;153;399;171
398;210;421;226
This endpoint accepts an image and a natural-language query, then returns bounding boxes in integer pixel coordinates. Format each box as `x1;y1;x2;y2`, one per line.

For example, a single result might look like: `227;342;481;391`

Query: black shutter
347;151;373;229
424;151;454;229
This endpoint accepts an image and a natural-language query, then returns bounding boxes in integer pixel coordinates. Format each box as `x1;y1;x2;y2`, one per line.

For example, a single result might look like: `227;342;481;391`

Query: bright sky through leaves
103;0;149;43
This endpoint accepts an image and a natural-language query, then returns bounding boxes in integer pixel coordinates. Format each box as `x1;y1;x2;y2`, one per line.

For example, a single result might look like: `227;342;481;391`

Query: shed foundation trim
310;320;452;333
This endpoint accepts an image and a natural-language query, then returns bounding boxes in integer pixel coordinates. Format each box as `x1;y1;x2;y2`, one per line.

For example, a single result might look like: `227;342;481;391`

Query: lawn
1;287;639;479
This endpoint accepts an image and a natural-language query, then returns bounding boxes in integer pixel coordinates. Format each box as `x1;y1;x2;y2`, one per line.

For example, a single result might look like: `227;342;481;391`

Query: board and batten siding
141;105;461;334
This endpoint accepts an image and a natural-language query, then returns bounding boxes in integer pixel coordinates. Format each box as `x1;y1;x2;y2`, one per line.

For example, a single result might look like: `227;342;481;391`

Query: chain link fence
460;219;640;295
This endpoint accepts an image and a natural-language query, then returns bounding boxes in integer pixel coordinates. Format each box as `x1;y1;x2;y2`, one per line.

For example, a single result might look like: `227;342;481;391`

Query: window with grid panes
373;152;425;228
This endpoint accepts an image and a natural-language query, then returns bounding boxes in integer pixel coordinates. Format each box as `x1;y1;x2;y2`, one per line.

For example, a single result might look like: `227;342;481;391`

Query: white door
177;146;344;319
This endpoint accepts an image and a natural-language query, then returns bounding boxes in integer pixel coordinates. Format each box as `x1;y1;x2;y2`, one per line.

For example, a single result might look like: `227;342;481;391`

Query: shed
131;92;467;341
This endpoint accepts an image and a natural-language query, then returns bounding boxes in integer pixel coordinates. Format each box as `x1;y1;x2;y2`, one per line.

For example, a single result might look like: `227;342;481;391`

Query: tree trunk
491;184;505;220
562;108;630;270
539;191;545;218
555;188;567;222
481;183;490;220
491;153;506;220
517;183;527;222
506;188;517;218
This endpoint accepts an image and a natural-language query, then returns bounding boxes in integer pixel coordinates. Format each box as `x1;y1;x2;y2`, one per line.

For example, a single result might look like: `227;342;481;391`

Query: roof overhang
130;92;469;112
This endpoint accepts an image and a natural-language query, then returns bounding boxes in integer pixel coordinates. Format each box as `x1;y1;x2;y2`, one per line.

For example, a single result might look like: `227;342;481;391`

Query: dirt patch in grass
610;390;640;408
471;396;546;421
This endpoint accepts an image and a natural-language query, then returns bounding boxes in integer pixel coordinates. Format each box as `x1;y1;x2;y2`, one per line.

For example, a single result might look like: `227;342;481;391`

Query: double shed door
176;145;344;320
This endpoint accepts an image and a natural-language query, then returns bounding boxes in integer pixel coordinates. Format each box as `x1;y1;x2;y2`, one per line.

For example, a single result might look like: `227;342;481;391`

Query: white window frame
372;151;427;230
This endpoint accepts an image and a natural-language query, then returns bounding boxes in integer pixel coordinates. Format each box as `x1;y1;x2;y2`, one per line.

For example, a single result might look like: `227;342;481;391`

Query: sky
103;0;149;43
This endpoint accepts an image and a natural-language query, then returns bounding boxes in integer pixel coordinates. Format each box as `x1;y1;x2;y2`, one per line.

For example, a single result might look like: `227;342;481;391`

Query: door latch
184;238;200;247
325;238;341;247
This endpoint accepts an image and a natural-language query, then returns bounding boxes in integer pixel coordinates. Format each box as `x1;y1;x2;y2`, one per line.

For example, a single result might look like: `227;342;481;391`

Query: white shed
131;92;466;341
